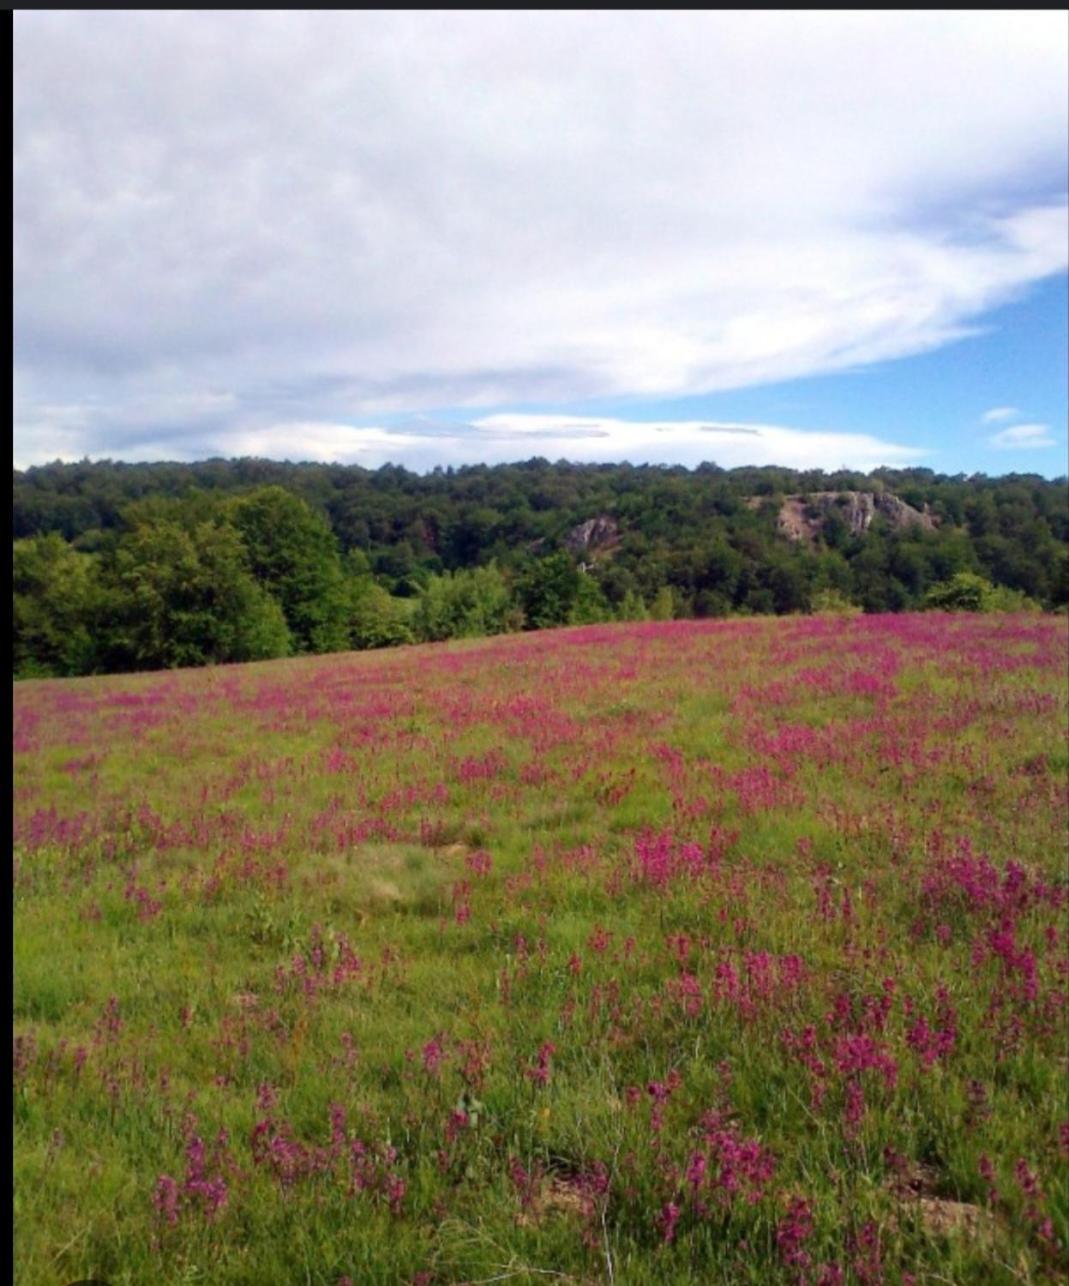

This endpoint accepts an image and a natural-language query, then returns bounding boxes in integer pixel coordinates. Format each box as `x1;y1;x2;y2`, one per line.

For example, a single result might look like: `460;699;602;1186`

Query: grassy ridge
13;614;1069;1283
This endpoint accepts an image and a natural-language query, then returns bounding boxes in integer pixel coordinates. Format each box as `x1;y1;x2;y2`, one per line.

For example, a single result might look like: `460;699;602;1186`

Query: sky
13;11;1069;478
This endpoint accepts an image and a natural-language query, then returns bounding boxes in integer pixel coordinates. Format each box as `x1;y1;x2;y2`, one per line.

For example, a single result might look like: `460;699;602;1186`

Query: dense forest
13;457;1068;677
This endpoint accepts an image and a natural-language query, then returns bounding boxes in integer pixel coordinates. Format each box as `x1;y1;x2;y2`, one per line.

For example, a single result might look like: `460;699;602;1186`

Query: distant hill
11;458;1068;678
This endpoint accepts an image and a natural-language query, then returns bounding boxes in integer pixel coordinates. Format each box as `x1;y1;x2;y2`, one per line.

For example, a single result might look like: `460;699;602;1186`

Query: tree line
12;458;1068;677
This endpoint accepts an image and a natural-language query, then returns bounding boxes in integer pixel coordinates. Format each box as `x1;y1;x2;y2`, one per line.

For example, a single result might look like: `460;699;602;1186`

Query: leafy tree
13;535;100;677
349;581;415;650
12;458;1068;677
98;520;291;671
924;529;976;583
700;540;744;600
516;553;582;629
887;539;928;598
228;487;349;652
984;584;1043;613
821;509;850;550
343;547;374;579
923;571;991;612
811;588;861;615
119;490;230;533
694;589;733;618
812;548;854;597
649;585;676;621
741;588;776;615
765;557;812;614
412;564;517;642
1053;548;1069;608
444;506;504;566
568;572;613;625
616;589;649;621
924;571;1041;613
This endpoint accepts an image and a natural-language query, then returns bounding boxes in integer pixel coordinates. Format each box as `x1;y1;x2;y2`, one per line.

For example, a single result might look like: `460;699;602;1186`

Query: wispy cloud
10;413;929;474
982;406;1021;423
987;423;1057;449
13;12;1069;464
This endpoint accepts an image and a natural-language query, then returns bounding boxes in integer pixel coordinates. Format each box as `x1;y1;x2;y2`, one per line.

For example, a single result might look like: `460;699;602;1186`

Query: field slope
13;614;1069;1284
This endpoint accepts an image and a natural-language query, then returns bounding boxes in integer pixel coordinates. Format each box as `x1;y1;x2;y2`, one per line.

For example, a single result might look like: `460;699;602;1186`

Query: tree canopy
11;459;1067;677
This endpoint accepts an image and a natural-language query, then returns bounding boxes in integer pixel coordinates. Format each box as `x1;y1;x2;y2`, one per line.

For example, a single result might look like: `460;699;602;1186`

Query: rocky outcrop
773;491;937;543
564;516;620;557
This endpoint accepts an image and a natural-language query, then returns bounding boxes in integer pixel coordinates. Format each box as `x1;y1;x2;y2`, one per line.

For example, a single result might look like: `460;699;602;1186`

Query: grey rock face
776;492;936;542
564;516;620;554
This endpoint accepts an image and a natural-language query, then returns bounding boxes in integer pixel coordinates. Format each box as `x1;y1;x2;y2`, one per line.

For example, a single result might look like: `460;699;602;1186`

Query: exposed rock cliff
771;491;936;543
564;516;620;557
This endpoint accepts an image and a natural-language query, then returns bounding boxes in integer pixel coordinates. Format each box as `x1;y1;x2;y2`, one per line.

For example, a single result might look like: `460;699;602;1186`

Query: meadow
12;613;1069;1284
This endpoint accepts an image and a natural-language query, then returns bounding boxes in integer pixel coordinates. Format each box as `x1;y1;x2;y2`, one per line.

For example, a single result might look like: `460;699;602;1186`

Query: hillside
13;613;1069;1283
12;459;1069;680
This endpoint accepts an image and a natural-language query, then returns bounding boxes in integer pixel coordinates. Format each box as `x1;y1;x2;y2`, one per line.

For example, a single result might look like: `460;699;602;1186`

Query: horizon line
13;454;1069;484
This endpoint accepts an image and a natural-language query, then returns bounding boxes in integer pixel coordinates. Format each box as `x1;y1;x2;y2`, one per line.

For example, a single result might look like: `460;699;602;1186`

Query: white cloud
468;415;928;472
12;413;928;474
13;11;1069;461
987;423;1057;449
982;406;1021;423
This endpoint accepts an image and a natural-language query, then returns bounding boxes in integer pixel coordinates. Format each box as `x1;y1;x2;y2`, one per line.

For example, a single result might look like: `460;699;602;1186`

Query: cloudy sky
13;11;1069;476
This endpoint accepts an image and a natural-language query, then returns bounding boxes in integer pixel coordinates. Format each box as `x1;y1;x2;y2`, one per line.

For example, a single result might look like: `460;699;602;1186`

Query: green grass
13;613;1069;1283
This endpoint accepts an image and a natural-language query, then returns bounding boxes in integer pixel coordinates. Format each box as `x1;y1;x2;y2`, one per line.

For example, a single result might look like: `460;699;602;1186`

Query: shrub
811;588;861;616
923;572;1042;613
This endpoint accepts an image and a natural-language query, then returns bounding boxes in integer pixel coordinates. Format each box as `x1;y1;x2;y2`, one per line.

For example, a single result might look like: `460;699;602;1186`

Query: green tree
811;588;861;615
1052;547;1069;608
444;506;503;566
616;589;649;621
764;556;812;614
13;534;101;677
649;585;676;620
568;572;613;625
412;563;517;642
349;581;415;650
924;571;1040;613
822;508;850;550
700;540;743;601
228;487;349;652
13;458;1068;659
98;520;291;671
516;553;581;629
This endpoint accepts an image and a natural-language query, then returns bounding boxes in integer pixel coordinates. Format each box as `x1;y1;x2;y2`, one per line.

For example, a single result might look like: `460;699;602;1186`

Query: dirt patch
886;1161;994;1240
366;876;404;904
287;844;452;916
887;1159;942;1199
914;1197;991;1238
515;1176;594;1227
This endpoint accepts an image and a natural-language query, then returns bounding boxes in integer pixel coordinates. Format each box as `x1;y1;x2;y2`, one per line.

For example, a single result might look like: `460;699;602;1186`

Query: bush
568;572;613;625
615;589;649;622
983;584;1043;613
810;588;861;616
923;571;1042;613
412;564;517;642
648;585;677;621
350;582;414;649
